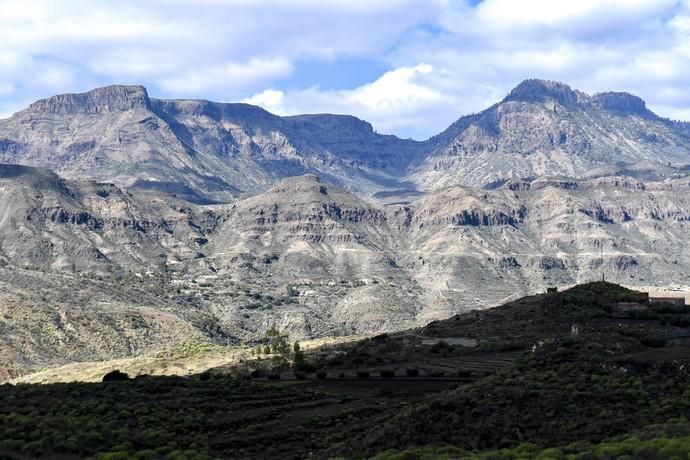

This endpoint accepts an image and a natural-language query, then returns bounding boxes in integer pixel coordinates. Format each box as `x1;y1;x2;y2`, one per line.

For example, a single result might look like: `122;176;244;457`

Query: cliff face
0;86;422;201
27;85;152;114
0;164;208;272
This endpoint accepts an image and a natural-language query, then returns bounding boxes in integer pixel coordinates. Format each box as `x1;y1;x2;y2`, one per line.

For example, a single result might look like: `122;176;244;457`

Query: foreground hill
3;283;690;459
341;282;690;457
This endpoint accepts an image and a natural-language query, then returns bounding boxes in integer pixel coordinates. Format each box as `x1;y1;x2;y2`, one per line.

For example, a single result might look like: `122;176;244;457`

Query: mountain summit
592;91;651;116
502;79;651;116
503;79;583;105
28;85;152;114
413;79;690;189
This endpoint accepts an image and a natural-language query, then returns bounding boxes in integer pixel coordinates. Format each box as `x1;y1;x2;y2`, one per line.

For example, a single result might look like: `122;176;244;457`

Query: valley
0;79;690;378
2;166;690;376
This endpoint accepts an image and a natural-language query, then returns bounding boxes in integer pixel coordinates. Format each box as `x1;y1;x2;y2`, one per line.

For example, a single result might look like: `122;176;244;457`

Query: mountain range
1;79;689;375
3;79;690;200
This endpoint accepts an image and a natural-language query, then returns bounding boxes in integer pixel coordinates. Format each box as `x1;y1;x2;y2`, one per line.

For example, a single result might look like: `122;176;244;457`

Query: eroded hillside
2;167;690;374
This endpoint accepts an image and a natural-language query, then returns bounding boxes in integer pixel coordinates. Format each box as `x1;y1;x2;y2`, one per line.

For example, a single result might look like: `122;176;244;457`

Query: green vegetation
357;332;690;455
4;282;690;459
293;341;306;370
102;370;130;381
372;427;690;459
0;374;390;459
263;327;290;355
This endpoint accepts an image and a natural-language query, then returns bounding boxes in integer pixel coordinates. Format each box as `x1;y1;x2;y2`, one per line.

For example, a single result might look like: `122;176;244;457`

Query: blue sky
1;0;690;139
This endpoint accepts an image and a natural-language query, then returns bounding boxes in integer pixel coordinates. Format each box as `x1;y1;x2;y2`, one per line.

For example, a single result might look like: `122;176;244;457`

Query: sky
1;0;690;139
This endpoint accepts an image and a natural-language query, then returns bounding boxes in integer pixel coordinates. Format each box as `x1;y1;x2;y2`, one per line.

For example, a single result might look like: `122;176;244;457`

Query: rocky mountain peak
503;79;580;106
28;85;151;114
592;91;651;116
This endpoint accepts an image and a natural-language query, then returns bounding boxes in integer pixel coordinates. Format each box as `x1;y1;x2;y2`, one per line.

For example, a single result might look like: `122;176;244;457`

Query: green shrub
96;452;131;460
133;449;158;459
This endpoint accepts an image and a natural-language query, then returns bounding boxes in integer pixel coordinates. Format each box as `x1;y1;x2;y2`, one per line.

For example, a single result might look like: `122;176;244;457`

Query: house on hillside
649;296;687;306
613;292;650;313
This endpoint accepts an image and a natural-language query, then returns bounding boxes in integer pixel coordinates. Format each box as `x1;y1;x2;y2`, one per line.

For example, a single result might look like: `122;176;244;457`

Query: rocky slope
0;164;215;272
412;79;690;189
1;168;690;373
205;175;421;338
0;164;235;375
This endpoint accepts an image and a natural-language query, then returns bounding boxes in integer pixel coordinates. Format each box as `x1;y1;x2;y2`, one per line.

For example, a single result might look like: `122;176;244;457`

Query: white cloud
242;89;287;115
345;64;439;113
0;82;15;98
0;0;446;118
653;105;690;122
240;0;690;138
161;57;294;94
1;0;690;138
474;0;675;29
243;63;458;139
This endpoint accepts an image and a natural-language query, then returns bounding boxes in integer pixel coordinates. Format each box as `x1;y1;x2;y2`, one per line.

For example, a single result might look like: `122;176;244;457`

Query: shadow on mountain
129;179;227;205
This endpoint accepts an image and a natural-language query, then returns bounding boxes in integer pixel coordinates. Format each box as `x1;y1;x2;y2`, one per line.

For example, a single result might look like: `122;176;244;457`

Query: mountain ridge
16;79;668;132
3;79;689;200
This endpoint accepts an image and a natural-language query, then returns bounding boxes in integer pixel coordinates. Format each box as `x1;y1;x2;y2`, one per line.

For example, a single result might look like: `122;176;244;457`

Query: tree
102;370;130;382
292;341;305;370
263;328;290;356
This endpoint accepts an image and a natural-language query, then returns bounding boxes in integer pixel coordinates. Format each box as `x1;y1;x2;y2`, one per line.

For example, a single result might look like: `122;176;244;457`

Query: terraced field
0;373;459;459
